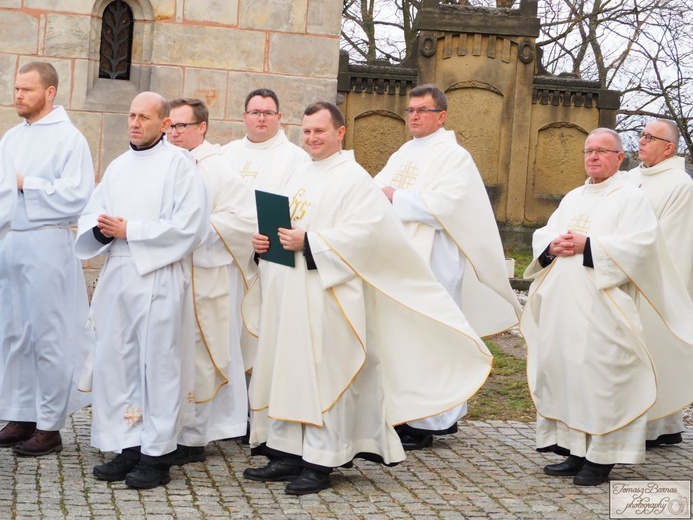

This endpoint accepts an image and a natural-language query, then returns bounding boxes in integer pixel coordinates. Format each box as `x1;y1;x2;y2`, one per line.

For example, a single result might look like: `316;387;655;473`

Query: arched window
99;0;134;80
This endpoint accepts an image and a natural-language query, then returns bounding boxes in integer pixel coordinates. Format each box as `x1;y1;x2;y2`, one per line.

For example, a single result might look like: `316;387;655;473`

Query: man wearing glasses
167;98;257;464
523;128;693;486
375;84;521;450
626;119;693;449
222;88;309;190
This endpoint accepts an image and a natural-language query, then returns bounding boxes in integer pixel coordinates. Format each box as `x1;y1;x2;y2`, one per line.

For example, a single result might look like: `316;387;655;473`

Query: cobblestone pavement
1;410;691;519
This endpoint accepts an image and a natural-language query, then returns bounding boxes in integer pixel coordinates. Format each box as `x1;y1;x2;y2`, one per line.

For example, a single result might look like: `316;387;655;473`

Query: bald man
75;92;209;489
626;119;693;448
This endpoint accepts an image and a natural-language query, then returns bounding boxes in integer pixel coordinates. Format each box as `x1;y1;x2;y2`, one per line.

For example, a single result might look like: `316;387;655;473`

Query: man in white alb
75;92;209;489
522;128;693;486
375;84;521;449
0;62;93;457
625;119;693;448
243;101;493;495
167;98;256;462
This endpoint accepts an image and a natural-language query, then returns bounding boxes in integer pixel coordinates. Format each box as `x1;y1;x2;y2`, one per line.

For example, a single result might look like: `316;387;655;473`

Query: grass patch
466;340;535;422
505;246;534;278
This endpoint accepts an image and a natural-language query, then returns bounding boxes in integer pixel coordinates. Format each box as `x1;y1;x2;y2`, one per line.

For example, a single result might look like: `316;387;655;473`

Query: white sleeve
391;189;442;229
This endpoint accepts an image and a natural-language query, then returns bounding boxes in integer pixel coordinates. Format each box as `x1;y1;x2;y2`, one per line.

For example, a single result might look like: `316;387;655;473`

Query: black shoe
544;455;586;476
243;459;303;482
285;469;331;495
646;432;682;448
399;433;433;451
125;462;171;489
93;453;139;482
573;461;614;486
171;445;206;466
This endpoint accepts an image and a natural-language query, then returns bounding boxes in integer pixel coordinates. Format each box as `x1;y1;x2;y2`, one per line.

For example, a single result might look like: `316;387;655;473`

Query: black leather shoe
544;455;586;476
646;432;682;448
171;445;206;466
243;459;303;482
399;433;433;451
285;468;331;495
573;461;614;486
125;461;171;489
93;454;139;481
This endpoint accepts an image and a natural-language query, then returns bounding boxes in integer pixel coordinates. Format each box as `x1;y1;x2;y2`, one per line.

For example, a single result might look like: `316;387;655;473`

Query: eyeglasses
168;122;201;133
245;110;278;118
639;132;672;144
405;107;444;115
582;149;621;156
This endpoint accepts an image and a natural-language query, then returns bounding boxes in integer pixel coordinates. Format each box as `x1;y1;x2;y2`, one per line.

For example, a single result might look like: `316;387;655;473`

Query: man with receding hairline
75;91;209;489
0;61;94;457
626;119;693;448
523;128;693;486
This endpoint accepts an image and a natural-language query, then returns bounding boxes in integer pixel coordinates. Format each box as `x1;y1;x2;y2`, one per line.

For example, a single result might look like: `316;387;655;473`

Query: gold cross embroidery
391;161;419;189
238;161;258;181
568;214;592;235
187;392;195;404
124;407;143;427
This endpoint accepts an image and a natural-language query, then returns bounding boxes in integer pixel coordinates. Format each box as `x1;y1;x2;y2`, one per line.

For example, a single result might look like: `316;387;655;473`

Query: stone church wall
0;0;342;293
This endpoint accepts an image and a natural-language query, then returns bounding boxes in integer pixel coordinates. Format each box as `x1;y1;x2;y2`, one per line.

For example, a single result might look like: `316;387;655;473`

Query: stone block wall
0;0;342;294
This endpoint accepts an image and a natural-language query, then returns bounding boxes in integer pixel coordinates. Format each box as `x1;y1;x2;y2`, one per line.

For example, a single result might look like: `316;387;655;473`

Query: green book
254;190;295;268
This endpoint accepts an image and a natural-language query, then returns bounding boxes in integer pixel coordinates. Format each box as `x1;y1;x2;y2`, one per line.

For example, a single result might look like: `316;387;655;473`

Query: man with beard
0;62;93;456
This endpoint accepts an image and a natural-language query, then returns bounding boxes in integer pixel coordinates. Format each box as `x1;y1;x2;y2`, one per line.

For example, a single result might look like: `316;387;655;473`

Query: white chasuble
221;130;309;189
627;157;693;439
245;151;492;465
627;157;693;298
75;141;209;456
375;129;520;338
522;174;693;440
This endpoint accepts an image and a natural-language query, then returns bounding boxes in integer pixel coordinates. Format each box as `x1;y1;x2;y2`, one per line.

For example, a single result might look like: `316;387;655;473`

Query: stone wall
0;0;342;294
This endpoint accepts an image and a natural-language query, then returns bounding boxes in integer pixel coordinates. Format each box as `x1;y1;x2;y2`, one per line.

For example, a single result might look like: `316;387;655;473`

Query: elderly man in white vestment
625;119;693;449
522;128;693;486
167;98;257;462
243;101;493;495
74;92;209;489
375;84;521;450
0;62;93;457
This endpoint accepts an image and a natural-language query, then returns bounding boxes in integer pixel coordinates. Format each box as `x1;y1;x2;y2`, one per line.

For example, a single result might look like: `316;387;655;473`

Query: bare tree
341;0;420;64
537;0;693;159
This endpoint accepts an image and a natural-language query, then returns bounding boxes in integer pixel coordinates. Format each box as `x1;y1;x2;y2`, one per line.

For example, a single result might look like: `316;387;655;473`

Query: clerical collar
130;133;164;151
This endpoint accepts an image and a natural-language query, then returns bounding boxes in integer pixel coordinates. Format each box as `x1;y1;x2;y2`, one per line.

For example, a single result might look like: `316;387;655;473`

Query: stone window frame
84;0;154;111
